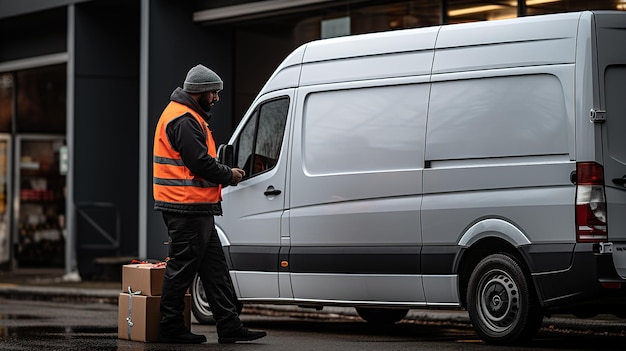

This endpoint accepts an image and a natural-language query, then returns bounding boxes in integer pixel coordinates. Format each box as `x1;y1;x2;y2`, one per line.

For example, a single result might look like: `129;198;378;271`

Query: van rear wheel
467;253;543;345
356;307;408;325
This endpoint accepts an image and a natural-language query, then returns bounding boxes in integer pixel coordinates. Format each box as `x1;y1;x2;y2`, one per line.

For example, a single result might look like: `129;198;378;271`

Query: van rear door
593;12;626;277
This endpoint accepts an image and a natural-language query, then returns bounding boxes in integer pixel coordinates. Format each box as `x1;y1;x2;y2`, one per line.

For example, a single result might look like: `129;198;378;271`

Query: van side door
217;90;293;300
288;80;429;304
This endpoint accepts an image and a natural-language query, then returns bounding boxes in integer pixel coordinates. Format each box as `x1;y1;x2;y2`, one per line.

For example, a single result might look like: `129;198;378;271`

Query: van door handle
264;186;282;196
613;177;626;186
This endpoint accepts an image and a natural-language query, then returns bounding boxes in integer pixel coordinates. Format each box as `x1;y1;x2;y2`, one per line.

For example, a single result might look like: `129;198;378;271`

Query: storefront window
16;64;66;134
448;0;517;23
294;1;442;44
0;73;12;133
17;136;66;268
526;0;625;16
447;0;625;23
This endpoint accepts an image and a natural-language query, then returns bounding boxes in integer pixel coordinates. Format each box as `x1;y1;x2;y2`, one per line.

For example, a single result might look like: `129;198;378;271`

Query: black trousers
159;212;243;335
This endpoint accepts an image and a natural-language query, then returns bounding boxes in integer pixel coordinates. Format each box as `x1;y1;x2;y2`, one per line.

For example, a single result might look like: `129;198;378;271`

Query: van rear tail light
575;162;608;242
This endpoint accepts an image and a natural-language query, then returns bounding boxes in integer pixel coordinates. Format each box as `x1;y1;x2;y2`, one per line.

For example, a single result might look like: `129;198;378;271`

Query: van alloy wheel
467;254;543;345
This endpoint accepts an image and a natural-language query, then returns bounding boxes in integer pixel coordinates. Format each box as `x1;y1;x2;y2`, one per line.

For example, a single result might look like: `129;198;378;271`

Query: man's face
198;90;220;112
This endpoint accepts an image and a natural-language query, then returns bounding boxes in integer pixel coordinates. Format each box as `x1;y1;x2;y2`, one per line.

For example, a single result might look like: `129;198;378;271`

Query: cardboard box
121;263;166;296
117;293;191;342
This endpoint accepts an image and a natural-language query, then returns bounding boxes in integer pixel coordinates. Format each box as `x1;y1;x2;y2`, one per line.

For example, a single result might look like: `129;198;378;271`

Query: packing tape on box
126;286;142;340
130;259;167;267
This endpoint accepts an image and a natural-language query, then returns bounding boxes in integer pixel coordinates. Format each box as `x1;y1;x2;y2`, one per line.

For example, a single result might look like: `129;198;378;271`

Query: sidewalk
0;268;119;303
1;268;625;335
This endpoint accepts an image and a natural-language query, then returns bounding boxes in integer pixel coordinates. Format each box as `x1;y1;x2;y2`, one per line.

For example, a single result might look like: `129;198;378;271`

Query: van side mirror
217;144;234;167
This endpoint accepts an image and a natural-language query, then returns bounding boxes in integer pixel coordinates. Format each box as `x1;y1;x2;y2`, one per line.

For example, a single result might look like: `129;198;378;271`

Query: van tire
356;307;409;325
191;274;216;325
467;253;543;345
190;274;244;325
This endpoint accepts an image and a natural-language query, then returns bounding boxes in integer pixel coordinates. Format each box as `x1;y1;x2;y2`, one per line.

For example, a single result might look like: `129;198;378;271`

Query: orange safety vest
153;101;222;206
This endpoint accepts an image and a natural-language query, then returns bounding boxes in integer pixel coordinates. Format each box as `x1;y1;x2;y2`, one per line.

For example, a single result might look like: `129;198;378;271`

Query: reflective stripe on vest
153;101;222;204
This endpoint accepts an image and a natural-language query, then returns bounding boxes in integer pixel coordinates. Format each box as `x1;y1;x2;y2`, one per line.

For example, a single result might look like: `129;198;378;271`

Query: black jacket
155;87;232;215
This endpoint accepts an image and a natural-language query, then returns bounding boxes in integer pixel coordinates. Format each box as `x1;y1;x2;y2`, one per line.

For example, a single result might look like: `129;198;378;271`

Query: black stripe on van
289;246;422;274
227;245;460;275
227;245;280;272
420;245;462;275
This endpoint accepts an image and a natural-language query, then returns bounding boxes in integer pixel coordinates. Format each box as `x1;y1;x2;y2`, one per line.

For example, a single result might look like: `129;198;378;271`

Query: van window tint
233;97;289;179
303;84;428;175
426;74;568;161
605;65;626;165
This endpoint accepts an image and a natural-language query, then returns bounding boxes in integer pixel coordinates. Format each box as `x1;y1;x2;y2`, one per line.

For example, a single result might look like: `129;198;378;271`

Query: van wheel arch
457;238;535;308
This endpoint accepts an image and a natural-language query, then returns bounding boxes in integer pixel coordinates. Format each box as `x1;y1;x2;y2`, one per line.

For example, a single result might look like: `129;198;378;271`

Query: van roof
256;10;618;96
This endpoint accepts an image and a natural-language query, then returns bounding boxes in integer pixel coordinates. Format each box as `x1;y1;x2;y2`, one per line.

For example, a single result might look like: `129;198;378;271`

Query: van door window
233;97;289;179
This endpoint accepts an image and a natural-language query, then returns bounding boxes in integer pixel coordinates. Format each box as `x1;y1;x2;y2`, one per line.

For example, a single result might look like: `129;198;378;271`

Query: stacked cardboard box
117;262;191;342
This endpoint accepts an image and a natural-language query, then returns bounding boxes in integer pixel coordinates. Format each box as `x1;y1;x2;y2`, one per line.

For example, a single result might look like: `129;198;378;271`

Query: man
153;64;266;344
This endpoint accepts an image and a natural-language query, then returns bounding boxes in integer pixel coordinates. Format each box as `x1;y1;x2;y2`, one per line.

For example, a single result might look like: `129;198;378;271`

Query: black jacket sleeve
166;114;232;186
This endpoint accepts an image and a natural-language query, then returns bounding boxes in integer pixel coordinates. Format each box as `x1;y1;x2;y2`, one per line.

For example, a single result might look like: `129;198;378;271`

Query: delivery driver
153;64;266;344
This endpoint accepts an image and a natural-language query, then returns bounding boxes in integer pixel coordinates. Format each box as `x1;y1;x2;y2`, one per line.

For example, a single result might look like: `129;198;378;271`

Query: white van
192;10;626;345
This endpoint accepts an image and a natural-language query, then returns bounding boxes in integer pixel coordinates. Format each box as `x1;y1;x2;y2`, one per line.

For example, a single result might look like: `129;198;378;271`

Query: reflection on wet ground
0;326;118;350
3;325;117;337
0;298;120;350
0;298;625;351
0;313;45;320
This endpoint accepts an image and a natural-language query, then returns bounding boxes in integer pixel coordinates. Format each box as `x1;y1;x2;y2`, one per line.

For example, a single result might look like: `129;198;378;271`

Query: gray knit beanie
183;64;223;93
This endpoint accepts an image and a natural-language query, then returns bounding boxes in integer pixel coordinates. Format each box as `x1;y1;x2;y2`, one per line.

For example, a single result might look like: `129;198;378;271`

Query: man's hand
230;168;246;185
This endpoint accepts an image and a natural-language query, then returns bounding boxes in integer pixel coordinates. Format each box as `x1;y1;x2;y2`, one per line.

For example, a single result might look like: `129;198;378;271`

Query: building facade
0;0;623;278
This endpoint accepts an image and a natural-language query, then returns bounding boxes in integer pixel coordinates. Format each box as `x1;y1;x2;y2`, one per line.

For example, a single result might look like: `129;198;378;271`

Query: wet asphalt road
0;298;625;351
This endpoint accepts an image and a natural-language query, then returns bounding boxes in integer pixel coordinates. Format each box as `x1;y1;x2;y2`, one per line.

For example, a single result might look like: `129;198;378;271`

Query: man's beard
198;93;212;112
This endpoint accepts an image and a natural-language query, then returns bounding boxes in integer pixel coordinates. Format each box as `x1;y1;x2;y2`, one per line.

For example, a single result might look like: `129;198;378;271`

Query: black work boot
218;327;267;344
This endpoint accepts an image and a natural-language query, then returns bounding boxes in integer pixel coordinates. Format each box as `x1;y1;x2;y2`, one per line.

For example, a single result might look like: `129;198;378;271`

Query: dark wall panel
73;0;140;278
0;8;67;62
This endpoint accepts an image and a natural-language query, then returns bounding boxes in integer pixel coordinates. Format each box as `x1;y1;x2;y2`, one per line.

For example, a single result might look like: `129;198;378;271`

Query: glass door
14;135;66;268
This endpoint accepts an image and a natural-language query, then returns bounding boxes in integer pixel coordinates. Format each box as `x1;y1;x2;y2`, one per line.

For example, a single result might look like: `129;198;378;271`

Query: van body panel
422;187;574;247
422;275;459;305
288;198;422;246
290;274;426;304
426;71;572;161
257;45;305;96
300;51;434;86
259;65;302;95
299;27;436;86
302;26;438;63
433;13;579;74
424;160;573;194
291;80;428;207
573;13;597;163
